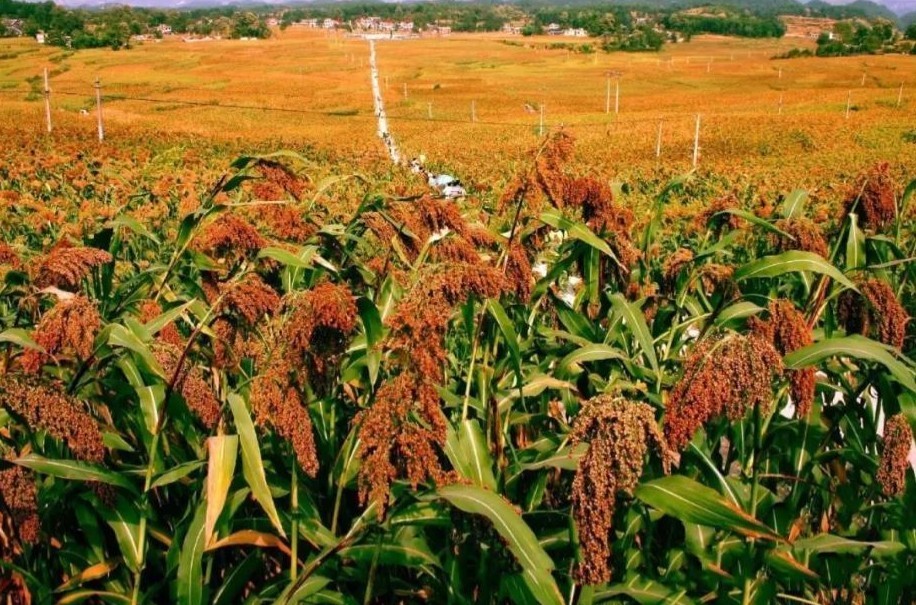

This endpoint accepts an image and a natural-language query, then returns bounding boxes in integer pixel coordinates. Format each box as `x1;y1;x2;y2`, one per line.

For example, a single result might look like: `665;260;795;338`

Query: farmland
0;24;915;605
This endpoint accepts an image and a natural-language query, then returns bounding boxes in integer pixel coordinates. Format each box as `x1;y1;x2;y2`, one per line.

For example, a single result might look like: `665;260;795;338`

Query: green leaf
594;574;696;604
438;484;563;605
227;394;286;537
779;189;808;219
444;420;497;490
143;299;195;336
845;213;866;271
0;328;42;351
635;476;781;541
357;297;383;347
794;533;905;558
178;501;207;605
137;384;164;436
557;344;627;375
108;324;165;378
106;215;161;244
205;435;239;546
540;210;618;263
488;299;522;379
56;591;132;604
341;538;440;568
784;335;916;393
98;497;143;573
151;460;205;489
258;245;317;269
14;454;137;492
714;302;764;326
714;209;793;238
735;251;856;291
609;293;658;373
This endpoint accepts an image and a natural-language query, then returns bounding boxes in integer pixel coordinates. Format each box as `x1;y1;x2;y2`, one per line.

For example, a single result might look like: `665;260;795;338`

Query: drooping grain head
877;414;913;498
21;295;102;374
664;333;782;452
772;218;828;258
0;375;105;463
837;279;909;350
749;300;815;418
196;214;265;268
571;395;674;585
32;246;112;290
0;465;39;545
153;344;221;430
843;163;897;231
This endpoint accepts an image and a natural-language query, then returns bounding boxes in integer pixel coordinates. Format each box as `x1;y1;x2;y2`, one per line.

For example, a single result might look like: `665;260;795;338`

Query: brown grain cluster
153;344;221;430
21;295;101;373
664;333;782;451
697;263;736;296
662;248;694;292
877;414;913;497
219;274;281;328
571;396;674;585
137;299;183;346
196;214;265;267
355;372;449;519
837;279;909;349
284;282;358;383
843;162;898;231
246;282;359;475
357;263;508;517
259;204;316;243
695;194;742;232
250;362;319;477
0;375;105;463
32;246;112;290
0;465;39;545
0;243;20;269
386;263;508;381
749;300;816;418
772;218;828;258
505;244;534;302
251;159;306;201
363;196;472;264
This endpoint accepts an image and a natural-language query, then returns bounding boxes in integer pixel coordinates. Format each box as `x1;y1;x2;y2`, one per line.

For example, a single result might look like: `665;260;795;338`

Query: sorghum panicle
664;333;782;451
877;414;913;497
571;396;674;585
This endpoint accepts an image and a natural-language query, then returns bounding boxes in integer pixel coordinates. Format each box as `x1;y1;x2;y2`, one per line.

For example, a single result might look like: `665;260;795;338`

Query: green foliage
0;149;913;604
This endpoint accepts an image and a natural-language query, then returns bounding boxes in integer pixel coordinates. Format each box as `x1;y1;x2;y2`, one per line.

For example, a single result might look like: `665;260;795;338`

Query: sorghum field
0;26;914;605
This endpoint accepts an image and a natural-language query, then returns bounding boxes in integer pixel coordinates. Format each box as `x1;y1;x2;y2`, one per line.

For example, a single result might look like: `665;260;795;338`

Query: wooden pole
605;74;610;114
43;68;52;134
897;83;903;108
471;100;476;122
615;78;619;115
845;91;851;119
427;102;432;119
539;103;544;136
692;114;700;169
403;83;407;99
861;72;866;86
94;76;104;142
778;93;783;115
655;120;662;158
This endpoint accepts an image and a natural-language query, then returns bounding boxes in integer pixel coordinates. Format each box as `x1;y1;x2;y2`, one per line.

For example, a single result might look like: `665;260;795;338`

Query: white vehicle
428;174;466;198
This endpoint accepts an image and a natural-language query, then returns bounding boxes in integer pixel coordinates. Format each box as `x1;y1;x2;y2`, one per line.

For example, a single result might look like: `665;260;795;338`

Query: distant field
0;28;913;202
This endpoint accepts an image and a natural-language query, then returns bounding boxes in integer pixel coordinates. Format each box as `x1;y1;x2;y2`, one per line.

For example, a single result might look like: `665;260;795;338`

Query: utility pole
471;100;476;122
605;73;610;114
692;114;701;169
897;83;903;108
43;68;52;134
655;120;662;159
778;93;783;115
845;91;851;119
615;77;620;115
427;102;432;119
539;103;544;136
94;77;104;142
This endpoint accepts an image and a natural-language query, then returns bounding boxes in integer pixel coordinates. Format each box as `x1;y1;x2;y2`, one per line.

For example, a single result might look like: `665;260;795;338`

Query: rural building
156;24;172;35
546;23;562;35
2;18;24;36
35;31;46;44
296;19;319;28
322;19;339;30
564;28;588;37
